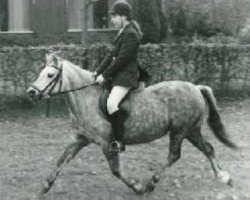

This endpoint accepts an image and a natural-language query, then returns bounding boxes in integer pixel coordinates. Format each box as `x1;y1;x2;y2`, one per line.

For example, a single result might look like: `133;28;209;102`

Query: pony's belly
124;117;169;144
124;131;168;144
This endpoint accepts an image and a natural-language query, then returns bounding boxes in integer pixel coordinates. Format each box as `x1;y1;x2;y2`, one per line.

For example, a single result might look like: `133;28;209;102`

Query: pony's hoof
128;179;144;195
145;181;156;193
133;182;144;195
227;178;234;187
39;181;51;194
217;171;231;185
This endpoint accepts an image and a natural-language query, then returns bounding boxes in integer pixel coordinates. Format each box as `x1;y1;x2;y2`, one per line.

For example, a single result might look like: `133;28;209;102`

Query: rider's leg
107;85;131;152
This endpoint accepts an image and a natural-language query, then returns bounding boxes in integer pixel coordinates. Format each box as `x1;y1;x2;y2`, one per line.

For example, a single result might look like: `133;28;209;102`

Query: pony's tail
198;85;238;150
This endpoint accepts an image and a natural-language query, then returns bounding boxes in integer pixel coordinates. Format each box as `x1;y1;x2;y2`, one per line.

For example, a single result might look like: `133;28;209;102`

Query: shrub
0;33;81;47
0;43;249;99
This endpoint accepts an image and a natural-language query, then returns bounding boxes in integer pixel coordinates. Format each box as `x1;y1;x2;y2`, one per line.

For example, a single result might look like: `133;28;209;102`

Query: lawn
0;98;249;200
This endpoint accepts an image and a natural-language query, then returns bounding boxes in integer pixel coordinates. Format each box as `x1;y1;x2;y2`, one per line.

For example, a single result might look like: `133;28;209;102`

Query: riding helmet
109;0;132;19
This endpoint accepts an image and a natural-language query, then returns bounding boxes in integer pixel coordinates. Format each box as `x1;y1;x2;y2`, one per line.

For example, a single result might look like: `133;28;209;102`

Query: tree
136;0;166;43
162;0;250;38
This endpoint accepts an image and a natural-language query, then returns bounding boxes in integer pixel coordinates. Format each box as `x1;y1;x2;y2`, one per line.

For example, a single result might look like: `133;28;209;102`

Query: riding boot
109;110;126;153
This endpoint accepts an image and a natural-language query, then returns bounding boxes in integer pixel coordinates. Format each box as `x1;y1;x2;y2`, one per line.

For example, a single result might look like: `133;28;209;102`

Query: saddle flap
99;89;110;119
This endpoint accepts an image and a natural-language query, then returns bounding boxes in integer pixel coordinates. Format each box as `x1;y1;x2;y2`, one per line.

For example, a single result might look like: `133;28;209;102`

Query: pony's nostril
27;89;35;95
30;90;35;95
26;88;38;100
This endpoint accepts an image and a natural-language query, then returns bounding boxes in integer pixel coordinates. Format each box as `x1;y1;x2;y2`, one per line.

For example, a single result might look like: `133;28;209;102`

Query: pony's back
119;81;205;144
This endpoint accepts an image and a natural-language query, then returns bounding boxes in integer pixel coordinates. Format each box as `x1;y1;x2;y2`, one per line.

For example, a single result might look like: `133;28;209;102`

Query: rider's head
109;0;132;28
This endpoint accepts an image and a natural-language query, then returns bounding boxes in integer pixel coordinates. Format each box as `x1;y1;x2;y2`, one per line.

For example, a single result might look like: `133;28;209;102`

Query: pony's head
27;53;63;100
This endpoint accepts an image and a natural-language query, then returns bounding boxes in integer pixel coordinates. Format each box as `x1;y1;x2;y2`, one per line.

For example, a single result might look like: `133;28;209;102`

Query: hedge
0;33;81;47
0;43;250;98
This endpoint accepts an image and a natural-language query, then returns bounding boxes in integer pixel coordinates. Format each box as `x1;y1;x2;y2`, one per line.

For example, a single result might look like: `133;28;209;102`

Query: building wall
1;0;81;33
0;0;137;44
68;0;84;31
31;0;67;34
87;29;118;43
8;0;31;31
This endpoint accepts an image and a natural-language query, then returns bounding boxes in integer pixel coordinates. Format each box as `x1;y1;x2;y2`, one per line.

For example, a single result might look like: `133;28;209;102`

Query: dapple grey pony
27;53;237;195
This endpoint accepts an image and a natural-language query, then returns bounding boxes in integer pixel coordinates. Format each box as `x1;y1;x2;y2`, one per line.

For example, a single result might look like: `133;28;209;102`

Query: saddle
99;82;146;120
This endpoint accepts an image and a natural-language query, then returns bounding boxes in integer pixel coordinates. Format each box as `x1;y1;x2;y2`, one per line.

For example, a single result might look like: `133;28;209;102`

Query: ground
0;98;249;200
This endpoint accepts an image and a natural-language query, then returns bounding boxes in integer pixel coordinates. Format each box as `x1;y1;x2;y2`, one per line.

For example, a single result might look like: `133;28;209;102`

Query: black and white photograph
0;0;250;199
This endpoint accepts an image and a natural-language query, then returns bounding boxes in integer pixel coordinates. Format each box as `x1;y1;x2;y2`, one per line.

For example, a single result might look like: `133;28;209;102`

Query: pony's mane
52;54;95;83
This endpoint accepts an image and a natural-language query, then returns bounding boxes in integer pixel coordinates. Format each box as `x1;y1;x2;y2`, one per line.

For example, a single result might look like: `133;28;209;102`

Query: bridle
30;59;98;98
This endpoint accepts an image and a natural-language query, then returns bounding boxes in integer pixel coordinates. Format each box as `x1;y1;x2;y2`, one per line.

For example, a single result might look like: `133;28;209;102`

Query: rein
51;82;99;96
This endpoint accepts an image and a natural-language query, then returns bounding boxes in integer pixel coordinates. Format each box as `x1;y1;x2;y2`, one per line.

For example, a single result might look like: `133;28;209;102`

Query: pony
26;53;237;195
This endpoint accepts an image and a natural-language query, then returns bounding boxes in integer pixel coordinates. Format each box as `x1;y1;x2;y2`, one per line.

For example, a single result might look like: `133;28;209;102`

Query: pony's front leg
102;144;144;195
40;135;89;194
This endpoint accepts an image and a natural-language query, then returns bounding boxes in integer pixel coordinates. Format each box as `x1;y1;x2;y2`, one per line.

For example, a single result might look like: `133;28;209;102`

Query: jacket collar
113;22;132;44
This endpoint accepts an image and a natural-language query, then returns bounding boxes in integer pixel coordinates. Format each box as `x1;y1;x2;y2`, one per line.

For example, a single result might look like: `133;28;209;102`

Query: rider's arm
95;51;113;76
102;31;139;81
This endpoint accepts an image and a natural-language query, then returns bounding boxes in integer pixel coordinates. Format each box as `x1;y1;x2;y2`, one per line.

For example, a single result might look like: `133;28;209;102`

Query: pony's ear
45;52;59;66
46;53;53;61
52;55;58;65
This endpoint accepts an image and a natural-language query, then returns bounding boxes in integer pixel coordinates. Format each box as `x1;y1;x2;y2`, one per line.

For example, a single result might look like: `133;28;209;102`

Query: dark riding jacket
95;22;140;88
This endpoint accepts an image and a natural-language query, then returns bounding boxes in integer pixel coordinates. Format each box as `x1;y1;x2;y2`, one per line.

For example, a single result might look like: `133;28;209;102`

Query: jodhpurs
107;85;131;114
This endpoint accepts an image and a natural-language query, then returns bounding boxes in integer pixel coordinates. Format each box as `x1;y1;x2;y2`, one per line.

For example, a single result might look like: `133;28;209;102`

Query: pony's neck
60;60;100;119
61;60;95;91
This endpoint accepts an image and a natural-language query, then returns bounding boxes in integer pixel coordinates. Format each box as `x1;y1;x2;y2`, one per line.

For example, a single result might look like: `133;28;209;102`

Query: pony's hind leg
145;130;185;193
102;144;144;195
187;128;233;185
39;135;89;194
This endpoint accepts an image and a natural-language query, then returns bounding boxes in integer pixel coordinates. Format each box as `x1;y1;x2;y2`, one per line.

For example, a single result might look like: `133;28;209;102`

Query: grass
0;97;249;200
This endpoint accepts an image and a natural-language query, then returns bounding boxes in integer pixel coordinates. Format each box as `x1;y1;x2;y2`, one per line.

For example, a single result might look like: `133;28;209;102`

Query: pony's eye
47;73;54;78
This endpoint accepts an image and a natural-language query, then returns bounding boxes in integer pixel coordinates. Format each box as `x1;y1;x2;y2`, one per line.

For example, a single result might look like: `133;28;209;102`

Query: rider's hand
96;74;105;84
93;71;98;78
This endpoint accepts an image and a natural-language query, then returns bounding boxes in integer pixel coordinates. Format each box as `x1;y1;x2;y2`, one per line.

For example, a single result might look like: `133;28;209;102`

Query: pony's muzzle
26;87;42;101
